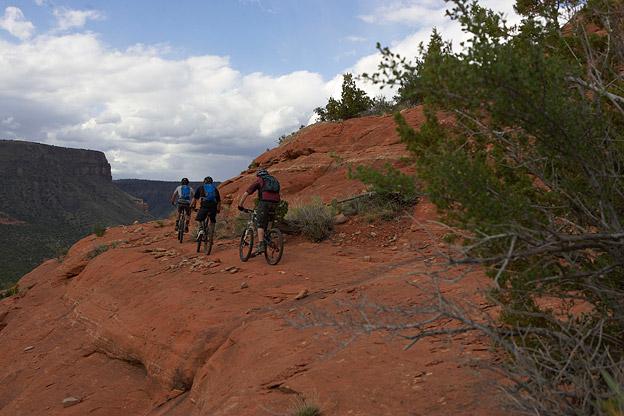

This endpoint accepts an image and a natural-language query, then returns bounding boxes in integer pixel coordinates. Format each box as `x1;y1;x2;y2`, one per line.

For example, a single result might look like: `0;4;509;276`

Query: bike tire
239;226;254;262
206;225;214;255
264;228;284;265
178;211;185;243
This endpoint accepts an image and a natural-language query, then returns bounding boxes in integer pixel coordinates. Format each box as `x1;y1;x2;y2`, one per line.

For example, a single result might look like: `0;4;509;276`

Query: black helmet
256;168;268;177
204;176;213;184
181;178;189;185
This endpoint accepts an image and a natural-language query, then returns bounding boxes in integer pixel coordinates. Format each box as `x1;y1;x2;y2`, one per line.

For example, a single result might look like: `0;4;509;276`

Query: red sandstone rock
0;107;497;415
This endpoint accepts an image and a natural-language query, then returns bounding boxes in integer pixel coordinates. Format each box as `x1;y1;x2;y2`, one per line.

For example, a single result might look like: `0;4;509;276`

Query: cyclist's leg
195;207;208;239
255;201;274;253
175;204;182;230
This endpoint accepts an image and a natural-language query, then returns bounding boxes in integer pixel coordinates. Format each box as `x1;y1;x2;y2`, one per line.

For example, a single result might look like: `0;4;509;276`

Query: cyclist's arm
171;190;177;205
191;187;202;210
238;191;249;208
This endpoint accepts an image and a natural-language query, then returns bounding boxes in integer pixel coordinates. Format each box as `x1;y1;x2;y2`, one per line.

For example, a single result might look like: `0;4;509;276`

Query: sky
0;0;520;182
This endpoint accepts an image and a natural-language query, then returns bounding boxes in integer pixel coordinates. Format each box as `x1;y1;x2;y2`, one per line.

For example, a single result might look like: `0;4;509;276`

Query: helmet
256;168;268;177
204;176;213;184
181;178;189;185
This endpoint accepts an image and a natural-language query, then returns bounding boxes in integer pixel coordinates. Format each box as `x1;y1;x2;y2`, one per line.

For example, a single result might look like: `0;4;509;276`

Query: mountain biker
238;168;280;255
191;176;221;239
171;178;194;232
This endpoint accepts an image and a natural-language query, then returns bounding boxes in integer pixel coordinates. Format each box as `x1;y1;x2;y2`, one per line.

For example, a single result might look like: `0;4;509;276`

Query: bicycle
195;213;215;255
176;202;190;243
238;208;284;265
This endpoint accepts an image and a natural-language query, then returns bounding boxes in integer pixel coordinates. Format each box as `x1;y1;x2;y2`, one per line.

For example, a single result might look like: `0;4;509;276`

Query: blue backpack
203;184;216;202
180;185;191;201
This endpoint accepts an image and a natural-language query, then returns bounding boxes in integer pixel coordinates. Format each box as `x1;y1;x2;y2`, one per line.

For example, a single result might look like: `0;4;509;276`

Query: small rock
241;282;249;289
295;289;309;300
229;268;239;274
363;255;372;262
62;396;83;408
370;232;377;237
23;346;34;352
133;220;139;225
334;213;349;225
133;227;144;233
209;286;215;291
278;271;286;275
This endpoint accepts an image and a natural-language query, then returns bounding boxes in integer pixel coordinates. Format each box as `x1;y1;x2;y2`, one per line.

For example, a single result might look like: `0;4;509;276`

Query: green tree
314;73;373;121
297;0;624;414
386;0;624;413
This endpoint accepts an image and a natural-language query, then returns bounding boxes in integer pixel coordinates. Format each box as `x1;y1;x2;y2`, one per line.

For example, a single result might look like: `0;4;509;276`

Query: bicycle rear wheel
264;228;284;265
239;226;254;262
178;211;185;243
205;224;214;255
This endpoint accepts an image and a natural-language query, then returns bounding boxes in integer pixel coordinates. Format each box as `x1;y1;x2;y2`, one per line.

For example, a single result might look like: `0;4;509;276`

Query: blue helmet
256;168;268;177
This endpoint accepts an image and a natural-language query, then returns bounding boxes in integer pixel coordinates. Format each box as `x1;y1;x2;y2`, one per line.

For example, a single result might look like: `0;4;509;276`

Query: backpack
203;184;217;202
261;175;280;193
180;185;191;201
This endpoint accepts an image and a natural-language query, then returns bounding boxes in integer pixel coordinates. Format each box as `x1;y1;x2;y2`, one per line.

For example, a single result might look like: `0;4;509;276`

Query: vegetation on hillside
0;141;153;285
297;0;624;413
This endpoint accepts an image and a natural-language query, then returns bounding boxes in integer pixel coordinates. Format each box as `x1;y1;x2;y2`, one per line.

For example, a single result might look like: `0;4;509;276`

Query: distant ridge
114;179;221;219
0;140;153;285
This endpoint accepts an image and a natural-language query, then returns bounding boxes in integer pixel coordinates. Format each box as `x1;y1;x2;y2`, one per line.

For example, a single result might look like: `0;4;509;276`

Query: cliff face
0;108;493;415
0;140;152;284
8;140;113;182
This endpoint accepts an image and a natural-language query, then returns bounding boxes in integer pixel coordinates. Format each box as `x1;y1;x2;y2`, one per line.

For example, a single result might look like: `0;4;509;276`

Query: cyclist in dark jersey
238;168;280;255
190;176;221;239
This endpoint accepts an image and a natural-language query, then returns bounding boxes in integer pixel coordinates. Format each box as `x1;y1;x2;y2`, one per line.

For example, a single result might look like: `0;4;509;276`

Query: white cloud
0;32;330;180
0;1;522;182
0;7;35;40
53;7;105;32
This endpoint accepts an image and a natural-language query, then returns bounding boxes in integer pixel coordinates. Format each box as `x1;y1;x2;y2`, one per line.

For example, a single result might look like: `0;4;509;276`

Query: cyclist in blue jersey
191;176;221;239
171;178;194;232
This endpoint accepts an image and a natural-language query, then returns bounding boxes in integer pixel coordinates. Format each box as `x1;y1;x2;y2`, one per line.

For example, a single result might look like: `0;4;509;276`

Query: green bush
314;73;373;122
86;241;123;260
347;162;417;205
92;222;107;237
285;199;334;242
0;284;19;300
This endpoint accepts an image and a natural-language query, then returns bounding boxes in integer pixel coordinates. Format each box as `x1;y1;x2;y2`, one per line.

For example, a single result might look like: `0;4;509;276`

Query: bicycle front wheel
239;226;254;262
264;228;284;265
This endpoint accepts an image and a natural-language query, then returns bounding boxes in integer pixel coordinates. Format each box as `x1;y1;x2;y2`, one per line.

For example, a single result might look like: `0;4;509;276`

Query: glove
216;209;220;214
238;205;244;211
171;202;175;206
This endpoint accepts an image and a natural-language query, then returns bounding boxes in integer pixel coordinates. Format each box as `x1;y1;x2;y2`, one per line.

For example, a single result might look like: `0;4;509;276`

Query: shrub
87;241;123;260
0;284;19;300
347;162;418;206
92;221;107;237
288;393;322;416
314;73;372;122
285;199;334;242
50;242;69;263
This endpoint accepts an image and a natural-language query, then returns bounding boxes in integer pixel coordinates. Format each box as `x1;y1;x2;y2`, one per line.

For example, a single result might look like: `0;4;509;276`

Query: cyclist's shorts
257;200;278;229
177;204;191;215
196;200;218;223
